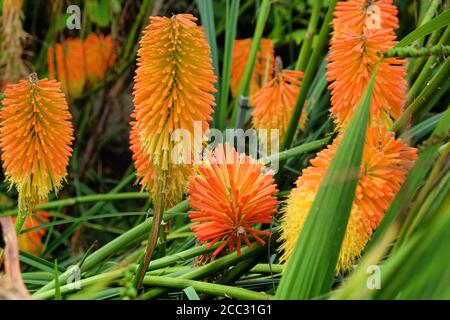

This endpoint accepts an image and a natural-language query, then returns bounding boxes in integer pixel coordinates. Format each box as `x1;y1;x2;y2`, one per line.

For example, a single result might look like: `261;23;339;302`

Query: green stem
32;200;190;296
295;0;322;71
407;25;450;102
391;56;450;133
1;192;149;217
384;44;450;58
142;275;272;300
218;0;240;131
140;239;268;299
231;0;271;127
262;137;330;165
282;0;337;150
120;0;152;64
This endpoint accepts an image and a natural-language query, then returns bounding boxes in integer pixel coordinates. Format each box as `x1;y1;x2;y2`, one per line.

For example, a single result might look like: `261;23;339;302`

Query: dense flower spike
327;1;407;128
131;14;216;205
83;33;116;85
188;144;278;256
0;0;29;88
280;127;417;271
0;76;74;227
252;58;304;143
333;0;399;35
230;38;274;98
13;210;50;255
47;38;86;99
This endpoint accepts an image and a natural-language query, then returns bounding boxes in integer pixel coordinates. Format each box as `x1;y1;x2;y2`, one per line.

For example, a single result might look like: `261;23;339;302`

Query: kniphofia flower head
280;126;417;271
230;38;274;98
0;75;74;225
47;38;86;99
327;1;407;129
333;0;399;35
131;14;217;206
252;57;304;143
188;144;278;256
83;33;116;85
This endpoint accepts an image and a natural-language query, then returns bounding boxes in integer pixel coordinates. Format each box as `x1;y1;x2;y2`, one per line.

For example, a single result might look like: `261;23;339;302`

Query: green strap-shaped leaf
276;70;378;300
396;8;450;48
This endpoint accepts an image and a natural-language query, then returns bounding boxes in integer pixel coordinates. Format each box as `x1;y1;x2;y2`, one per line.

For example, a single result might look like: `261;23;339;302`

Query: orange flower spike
50;39;86;99
327;26;407;128
333;0;399;35
0;75;74;231
252;57;304;141
188;144;278;256
84;33;116;85
230;38;274;98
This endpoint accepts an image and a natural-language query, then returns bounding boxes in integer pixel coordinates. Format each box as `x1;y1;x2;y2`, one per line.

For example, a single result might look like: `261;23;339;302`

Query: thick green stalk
142;275;272;300
32;201;189;296
140;240;267;299
1;192;149;218
295;0;322;71
282;0;337;150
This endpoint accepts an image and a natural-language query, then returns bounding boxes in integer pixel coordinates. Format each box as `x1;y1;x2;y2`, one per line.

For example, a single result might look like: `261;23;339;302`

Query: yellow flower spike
0;74;74;232
279;126;417;272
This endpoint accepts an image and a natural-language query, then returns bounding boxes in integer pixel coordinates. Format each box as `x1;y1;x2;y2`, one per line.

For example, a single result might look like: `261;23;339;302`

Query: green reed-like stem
282;0;337;151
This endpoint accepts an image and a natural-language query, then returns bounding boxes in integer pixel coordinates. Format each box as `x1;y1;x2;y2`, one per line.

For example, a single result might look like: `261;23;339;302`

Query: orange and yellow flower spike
0;74;74;232
280;126;417;272
188;144;279;256
131;13;217;287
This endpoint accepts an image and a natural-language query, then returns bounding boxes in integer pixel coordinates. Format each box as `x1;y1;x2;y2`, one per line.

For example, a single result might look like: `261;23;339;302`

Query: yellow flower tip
131;13;216;203
328;1;407;129
279;126;417;272
188;143;279;256
252;68;304;141
279;187;371;272
231;38;274;99
0;77;74;210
